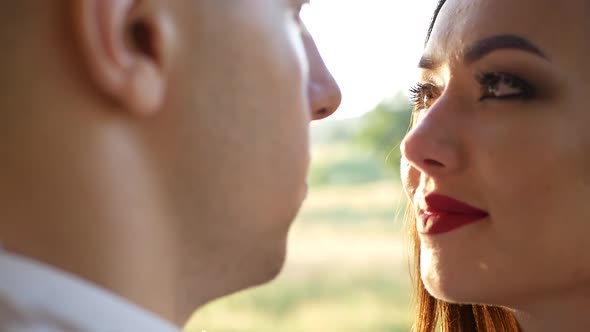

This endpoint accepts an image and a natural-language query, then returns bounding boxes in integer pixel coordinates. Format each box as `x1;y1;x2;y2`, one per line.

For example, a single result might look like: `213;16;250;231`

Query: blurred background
187;1;436;331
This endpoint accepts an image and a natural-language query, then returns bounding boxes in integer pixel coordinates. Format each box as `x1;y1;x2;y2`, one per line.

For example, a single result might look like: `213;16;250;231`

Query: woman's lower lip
418;212;488;235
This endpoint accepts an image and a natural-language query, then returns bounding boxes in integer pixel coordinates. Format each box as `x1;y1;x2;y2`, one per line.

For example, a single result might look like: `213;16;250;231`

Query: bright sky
302;0;437;120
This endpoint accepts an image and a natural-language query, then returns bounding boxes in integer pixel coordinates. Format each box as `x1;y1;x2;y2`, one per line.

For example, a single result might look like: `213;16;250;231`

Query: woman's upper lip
421;193;489;216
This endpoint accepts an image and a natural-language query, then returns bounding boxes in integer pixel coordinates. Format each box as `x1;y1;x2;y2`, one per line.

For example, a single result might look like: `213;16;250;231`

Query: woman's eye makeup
476;72;536;101
408;82;439;112
408;72;536;112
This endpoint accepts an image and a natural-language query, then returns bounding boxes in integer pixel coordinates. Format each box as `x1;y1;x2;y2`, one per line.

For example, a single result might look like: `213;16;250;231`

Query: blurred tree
310;118;360;145
355;94;413;175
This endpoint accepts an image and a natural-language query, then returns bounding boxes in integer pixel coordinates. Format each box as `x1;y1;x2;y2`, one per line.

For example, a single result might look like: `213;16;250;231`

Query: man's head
0;0;340;324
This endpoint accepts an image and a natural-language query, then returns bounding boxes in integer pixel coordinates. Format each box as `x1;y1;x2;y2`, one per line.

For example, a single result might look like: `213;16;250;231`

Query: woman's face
401;0;590;307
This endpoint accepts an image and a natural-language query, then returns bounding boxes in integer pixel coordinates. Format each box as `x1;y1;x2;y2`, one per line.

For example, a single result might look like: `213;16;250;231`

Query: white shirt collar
0;250;179;332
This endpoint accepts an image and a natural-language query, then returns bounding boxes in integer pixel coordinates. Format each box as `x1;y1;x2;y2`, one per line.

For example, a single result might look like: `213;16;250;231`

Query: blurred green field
186;118;414;332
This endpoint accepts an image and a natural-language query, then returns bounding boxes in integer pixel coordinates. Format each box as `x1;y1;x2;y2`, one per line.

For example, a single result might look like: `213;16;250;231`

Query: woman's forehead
425;0;589;68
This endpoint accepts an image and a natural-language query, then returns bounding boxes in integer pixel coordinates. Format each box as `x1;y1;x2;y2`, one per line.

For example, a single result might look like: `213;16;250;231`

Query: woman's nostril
424;159;444;167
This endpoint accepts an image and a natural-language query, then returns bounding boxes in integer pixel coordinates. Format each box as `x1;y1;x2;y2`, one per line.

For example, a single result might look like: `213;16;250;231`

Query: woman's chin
421;263;489;305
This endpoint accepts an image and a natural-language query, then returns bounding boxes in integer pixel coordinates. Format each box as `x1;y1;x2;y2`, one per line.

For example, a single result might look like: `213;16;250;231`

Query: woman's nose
400;102;462;177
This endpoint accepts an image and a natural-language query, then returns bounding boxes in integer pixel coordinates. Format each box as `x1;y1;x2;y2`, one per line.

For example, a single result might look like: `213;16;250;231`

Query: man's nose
303;32;342;120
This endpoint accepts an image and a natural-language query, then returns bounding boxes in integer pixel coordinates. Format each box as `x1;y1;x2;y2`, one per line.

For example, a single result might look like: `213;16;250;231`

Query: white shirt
0;250;179;332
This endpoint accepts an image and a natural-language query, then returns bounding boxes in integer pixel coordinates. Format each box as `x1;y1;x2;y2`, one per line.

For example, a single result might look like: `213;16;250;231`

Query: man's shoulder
0;251;180;332
0;292;84;331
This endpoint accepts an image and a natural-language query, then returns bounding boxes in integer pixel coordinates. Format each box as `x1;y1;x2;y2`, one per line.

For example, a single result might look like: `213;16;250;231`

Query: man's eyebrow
418;34;548;70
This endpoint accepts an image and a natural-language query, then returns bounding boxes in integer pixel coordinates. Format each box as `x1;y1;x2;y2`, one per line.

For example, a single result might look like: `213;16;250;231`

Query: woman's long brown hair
409;2;522;330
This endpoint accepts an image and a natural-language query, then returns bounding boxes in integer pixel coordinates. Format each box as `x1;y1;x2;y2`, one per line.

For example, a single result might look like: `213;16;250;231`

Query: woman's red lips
418;193;489;235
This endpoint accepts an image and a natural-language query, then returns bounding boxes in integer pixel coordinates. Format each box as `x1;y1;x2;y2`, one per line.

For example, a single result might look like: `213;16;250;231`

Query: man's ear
72;0;176;116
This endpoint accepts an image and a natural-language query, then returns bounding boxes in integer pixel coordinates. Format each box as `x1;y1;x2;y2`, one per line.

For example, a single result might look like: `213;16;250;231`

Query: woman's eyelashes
409;72;536;112
409;82;439;111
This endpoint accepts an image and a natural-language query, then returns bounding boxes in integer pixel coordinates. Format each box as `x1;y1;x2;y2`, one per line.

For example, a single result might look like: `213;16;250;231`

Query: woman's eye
477;72;535;101
409;82;439;112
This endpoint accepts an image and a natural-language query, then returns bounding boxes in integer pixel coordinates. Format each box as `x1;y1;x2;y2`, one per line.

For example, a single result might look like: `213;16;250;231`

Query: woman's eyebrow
418;56;437;70
418;34;549;70
464;34;548;64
